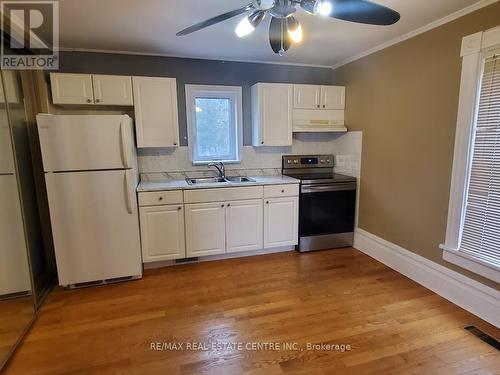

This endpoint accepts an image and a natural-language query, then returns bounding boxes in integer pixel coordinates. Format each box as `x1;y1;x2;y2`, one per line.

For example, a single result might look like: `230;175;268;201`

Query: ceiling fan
176;0;400;56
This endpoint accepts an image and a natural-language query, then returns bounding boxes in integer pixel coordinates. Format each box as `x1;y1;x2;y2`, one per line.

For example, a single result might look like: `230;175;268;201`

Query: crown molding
58;47;333;70
331;0;500;70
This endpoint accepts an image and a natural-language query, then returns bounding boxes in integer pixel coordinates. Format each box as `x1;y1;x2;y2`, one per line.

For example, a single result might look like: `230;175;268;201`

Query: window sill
191;160;242;166
441;245;500;283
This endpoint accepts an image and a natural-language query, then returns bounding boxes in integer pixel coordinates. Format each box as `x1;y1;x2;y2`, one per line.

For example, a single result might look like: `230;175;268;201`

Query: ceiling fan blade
269;16;292;54
176;4;253;36
328;0;400;26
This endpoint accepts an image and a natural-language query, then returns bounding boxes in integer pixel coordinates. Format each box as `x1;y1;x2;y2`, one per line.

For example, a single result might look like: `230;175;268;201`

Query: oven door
299;182;356;238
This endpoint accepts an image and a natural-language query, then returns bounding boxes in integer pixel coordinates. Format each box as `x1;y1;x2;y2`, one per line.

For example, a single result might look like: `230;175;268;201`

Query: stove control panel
283;155;334;169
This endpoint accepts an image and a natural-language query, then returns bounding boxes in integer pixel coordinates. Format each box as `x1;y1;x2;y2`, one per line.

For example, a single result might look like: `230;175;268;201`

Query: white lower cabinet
264;197;299;248
140;184;299;263
226;199;263;253
139;204;185;262
185;202;226;257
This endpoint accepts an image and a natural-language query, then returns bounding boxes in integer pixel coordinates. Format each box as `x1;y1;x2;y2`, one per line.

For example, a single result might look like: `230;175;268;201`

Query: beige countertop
137;175;300;192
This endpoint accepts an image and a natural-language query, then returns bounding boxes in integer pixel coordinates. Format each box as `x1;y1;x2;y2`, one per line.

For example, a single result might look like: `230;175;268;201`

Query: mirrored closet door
0;70;35;369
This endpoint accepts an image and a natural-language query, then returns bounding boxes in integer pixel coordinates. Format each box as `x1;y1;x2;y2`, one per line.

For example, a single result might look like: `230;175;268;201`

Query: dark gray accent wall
58;51;332;145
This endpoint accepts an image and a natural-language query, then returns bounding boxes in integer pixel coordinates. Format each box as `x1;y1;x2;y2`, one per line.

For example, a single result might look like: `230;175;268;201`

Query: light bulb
235;17;255;38
287;18;303;43
316;1;332;16
288;24;303;43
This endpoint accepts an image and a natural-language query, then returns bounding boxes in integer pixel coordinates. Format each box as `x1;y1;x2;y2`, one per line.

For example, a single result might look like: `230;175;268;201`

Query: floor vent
464;326;500;350
176;257;199;264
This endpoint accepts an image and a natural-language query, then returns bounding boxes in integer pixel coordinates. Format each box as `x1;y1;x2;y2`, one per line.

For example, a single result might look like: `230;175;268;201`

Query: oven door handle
301;182;356;193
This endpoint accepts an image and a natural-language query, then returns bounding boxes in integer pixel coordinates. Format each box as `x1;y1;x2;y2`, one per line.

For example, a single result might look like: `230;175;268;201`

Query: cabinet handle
173;142;178;146
281;189;285;193
227;203;231;207
266;201;269;204
261;141;264;145
317;104;320;108
178;206;182;210
158;197;163;201
221;204;225;208
95;99;101;103
86;99;92;103
323;105;326;108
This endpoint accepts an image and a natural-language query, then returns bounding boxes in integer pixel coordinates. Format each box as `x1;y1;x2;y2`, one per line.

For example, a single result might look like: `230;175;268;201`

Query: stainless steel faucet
207;162;225;179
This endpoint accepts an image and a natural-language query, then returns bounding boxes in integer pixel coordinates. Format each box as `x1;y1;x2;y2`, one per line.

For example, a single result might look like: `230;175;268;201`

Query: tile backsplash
138;131;362;179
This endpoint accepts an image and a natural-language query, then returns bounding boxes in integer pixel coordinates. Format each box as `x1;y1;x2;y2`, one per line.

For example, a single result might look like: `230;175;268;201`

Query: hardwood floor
4;249;499;374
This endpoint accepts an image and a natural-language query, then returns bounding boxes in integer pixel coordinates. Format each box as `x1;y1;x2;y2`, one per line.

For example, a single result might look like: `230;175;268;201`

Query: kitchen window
185;85;242;164
441;27;500;283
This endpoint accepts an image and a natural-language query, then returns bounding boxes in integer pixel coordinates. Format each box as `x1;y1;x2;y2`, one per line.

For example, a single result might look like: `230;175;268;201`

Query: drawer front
184;186;263;204
138;190;183;206
264;184;299;198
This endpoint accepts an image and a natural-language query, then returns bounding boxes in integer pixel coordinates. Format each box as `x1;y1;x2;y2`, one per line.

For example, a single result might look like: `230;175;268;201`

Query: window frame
441;26;500;283
185;84;243;165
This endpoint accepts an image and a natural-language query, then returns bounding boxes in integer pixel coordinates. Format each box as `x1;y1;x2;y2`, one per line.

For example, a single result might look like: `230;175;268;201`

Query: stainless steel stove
283;155;357;252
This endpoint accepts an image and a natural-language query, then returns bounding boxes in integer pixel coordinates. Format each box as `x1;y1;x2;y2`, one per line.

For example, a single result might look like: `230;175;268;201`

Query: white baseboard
354;228;500;328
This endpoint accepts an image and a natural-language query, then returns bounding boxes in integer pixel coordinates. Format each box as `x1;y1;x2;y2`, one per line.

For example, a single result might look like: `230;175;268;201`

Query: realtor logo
1;1;59;69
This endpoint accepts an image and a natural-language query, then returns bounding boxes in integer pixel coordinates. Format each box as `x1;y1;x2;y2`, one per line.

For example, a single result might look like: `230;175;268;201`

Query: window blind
460;50;500;268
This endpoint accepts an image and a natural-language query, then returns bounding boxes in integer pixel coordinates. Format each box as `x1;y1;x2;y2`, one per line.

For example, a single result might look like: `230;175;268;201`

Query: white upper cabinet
294;85;321;109
139;204;186;262
252;83;293;146
132;76;180;148
293;85;345;110
92;75;133;106
226;199;263;253
50;73;134;106
50;73;94;105
321;86;345;110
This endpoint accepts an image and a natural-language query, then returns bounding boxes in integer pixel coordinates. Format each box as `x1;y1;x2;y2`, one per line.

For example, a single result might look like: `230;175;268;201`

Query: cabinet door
185;202;225;257
264;197;298;249
50;73;94;105
257;83;293;146
139;205;185;262
294;85;320;109
321;86;345;110
226;199;263;253
92;75;133;106
132;76;179;148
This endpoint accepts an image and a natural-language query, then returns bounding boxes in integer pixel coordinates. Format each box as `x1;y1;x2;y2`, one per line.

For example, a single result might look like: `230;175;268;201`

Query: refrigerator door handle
124;170;134;214
120;121;132;169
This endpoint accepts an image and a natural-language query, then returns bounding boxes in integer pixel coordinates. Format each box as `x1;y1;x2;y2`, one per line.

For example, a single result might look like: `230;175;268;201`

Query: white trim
185;84;243;165
443;250;500;283
59;47;333;69
441;26;500;282
482;25;500;49
354;228;500;328
331;0;499;69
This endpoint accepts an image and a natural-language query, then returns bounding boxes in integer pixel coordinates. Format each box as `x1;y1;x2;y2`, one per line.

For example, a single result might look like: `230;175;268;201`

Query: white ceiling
55;0;484;67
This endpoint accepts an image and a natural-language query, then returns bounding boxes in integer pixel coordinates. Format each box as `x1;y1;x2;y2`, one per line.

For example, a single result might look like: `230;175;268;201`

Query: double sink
186;176;256;185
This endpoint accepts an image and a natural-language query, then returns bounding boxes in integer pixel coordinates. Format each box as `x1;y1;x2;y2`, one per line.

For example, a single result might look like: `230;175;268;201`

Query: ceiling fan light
235;10;266;38
287;17;303;43
288;24;303;43
316;1;333;16
235;17;255;37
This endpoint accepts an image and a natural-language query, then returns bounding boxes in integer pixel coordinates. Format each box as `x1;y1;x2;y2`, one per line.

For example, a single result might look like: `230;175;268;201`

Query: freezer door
45;170;142;286
37;114;135;172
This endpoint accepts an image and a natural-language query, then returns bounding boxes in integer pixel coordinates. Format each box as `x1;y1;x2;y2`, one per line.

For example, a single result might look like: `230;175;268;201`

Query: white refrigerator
37;114;142;287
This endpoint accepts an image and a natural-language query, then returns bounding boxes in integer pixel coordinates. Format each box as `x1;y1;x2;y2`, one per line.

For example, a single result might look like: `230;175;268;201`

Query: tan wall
332;3;500;289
